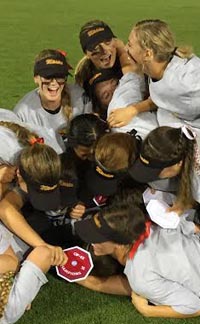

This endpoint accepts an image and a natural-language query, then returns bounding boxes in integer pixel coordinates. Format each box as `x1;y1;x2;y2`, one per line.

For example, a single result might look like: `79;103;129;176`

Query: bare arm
131;291;200;318
0;191;67;266
77;274;131;296
0;166;17;200
107;40;156;128
0;191;46;247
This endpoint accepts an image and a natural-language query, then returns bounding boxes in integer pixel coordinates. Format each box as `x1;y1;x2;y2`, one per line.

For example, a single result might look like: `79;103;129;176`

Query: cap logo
94;214;102;228
59;180;74;188
140;155;149;165
87;27;105;37
96;166;114;178
89;72;102;85
40;184;58;191
45;59;63;65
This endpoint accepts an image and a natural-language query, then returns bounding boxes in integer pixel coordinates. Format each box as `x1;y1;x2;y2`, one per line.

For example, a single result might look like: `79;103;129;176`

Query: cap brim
60;184;78;207
28;185;61;211
128;159;162;183
84;167;118;196
86;35;115;52
39;68;67;79
74;218;108;244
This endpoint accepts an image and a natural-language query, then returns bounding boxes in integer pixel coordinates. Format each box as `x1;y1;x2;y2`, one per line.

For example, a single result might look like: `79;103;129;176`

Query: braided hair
142;126;195;208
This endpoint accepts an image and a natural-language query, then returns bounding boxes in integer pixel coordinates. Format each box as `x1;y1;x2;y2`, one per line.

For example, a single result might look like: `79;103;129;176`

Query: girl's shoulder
14;89;41;112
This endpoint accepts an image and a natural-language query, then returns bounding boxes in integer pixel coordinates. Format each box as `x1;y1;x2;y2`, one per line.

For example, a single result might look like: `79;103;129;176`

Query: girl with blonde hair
110;19;200;131
14;49;92;134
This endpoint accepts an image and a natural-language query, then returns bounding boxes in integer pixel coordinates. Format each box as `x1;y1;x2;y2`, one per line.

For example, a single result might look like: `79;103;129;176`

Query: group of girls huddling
1;18;200;323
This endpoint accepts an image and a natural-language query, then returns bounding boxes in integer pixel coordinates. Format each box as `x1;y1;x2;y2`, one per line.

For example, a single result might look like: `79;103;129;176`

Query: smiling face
95;78;118;107
86;39;117;69
34;76;65;106
127;29;145;66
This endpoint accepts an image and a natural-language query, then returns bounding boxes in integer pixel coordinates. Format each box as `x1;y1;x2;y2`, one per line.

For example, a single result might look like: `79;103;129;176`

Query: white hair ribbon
181;125;196;140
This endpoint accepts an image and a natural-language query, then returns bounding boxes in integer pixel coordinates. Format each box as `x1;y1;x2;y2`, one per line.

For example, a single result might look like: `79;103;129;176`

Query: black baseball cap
75;212;132;244
19;161;80;211
83;67;121;97
59;179;79;208
34;52;72;79
84;162;120;196
19;165;61;211
80;25;115;52
129;153;182;183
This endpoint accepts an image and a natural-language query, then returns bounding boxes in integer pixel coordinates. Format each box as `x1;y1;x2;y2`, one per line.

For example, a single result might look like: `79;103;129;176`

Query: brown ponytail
0;121;38;146
0;121;61;185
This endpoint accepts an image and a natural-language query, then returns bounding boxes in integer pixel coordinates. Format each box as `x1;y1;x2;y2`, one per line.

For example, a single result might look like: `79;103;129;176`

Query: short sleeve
107;72;143;113
139;275;200;315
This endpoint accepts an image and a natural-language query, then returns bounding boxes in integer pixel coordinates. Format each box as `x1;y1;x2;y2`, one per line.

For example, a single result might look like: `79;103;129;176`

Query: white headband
181;125;196;140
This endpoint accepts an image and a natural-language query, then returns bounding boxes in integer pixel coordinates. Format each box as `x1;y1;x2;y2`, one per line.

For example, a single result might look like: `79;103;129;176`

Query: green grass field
1;0;200;323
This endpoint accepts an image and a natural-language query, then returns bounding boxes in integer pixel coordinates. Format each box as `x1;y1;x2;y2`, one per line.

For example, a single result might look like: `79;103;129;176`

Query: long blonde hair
134;19;193;61
35;49;72;120
0;121;61;184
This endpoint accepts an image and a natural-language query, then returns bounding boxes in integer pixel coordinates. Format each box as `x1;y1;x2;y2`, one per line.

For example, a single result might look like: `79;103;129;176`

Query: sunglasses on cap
40;76;66;86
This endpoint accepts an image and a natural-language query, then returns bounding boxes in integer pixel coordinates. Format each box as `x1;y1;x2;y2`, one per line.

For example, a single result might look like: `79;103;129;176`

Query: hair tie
29;137;44;145
181;125;196;140
127;128;142;144
57;49;67;57
57;49;73;72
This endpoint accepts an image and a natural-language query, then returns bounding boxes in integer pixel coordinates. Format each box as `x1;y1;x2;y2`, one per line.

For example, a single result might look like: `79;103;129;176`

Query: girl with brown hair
129;125;200;213
75;19;123;93
82;131;142;202
75;187;200;318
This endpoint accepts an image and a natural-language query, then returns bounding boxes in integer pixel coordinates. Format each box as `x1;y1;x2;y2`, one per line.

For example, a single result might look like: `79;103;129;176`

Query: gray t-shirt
150;55;200;129
124;216;200;314
107;72;158;138
14;84;92;132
